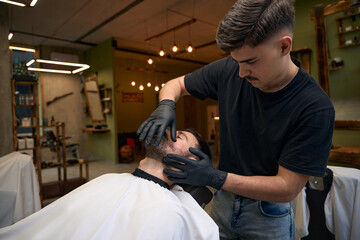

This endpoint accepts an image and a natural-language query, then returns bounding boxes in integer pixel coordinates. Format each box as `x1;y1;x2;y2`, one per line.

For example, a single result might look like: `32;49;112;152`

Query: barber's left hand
163;147;228;190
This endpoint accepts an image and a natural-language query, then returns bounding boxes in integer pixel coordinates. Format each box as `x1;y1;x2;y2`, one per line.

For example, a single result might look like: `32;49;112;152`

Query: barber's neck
138;157;174;186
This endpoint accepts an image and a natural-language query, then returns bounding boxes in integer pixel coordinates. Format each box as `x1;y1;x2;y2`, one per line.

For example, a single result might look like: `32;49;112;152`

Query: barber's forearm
159;76;189;103
222;174;293;202
221;169;308;203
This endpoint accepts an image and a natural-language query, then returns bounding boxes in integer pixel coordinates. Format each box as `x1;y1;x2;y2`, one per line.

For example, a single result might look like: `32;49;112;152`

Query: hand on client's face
163;148;228;190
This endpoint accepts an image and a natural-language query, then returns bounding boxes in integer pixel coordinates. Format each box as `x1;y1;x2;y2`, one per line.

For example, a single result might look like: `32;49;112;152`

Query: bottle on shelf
51;116;56;126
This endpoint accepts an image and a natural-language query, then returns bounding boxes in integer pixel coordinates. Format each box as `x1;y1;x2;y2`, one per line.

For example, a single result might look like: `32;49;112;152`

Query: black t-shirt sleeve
279;108;335;177
184;57;236;100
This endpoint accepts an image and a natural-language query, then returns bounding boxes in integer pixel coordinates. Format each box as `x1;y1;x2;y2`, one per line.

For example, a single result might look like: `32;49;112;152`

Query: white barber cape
0;173;219;240
293;166;360;240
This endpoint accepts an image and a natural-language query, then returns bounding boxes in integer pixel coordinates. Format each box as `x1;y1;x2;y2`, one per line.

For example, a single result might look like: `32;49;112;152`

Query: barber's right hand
137;99;177;146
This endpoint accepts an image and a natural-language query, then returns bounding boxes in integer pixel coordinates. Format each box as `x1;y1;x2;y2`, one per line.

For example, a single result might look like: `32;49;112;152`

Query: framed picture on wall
122;92;143;103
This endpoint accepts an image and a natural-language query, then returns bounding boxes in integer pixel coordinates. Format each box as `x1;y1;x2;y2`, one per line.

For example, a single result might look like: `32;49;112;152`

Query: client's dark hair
184;128;212;160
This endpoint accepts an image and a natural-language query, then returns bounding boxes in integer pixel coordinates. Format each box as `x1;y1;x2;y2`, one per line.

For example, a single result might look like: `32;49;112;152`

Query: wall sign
122;92;143;103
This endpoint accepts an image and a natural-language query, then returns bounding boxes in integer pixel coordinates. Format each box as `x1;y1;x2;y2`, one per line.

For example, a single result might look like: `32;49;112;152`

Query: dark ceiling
7;0;237;64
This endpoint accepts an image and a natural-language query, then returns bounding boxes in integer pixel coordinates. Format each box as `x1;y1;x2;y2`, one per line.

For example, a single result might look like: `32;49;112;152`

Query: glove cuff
158;99;176;110
211;170;228;190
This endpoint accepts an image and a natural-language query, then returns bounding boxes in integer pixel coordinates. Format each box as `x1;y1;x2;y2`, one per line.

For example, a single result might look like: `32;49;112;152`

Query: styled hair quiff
216;0;295;52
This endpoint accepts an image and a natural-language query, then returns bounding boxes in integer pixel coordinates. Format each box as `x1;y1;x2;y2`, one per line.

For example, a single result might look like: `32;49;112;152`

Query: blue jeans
210;189;295;240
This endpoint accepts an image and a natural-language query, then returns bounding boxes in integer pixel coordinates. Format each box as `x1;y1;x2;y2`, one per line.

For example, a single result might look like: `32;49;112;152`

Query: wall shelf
339;41;360;48
329;65;344;71
99;87;112;114
336;11;360;48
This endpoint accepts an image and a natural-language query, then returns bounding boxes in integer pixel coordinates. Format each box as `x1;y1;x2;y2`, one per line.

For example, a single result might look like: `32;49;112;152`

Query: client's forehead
179;131;198;147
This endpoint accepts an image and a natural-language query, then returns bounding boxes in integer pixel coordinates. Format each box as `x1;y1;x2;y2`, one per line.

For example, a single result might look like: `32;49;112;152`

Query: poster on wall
122;92;143;103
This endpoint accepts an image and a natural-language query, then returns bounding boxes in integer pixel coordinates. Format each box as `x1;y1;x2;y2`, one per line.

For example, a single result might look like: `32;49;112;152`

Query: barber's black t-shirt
184;56;334;177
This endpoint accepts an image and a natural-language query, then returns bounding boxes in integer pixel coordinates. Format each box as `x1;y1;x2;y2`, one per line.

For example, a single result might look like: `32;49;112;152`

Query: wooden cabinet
40;123;89;202
12;78;39;158
336;11;360;48
12;77;41;191
12;78;88;203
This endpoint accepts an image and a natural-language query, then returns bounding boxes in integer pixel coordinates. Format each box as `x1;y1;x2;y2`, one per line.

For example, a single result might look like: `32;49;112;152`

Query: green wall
293;0;335;81
84;39;118;162
326;11;360;98
294;0;360;148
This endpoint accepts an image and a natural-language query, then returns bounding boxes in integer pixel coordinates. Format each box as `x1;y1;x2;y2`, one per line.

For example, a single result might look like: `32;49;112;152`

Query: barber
137;0;334;239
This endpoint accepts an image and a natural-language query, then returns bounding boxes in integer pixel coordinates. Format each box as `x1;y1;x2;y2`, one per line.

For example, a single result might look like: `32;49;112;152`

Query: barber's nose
238;64;250;78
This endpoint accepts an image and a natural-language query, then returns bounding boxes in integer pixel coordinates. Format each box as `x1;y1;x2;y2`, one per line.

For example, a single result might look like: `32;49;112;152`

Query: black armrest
180;184;213;208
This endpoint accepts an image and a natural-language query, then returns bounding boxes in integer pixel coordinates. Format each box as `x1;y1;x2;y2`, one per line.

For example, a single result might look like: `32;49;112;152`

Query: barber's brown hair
216;0;295;51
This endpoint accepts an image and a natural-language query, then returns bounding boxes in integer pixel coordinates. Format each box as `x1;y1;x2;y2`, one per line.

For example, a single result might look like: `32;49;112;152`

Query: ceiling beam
176;40;216;55
76;0;145;42
112;39;209;65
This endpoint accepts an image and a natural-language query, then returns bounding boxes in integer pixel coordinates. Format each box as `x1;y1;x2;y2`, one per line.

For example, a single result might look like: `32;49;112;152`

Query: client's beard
145;135;172;160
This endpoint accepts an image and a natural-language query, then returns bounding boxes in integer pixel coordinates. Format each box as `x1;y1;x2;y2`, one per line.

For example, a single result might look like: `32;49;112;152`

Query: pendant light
147;82;151;87
139;85;144;91
172;44;178;53
172;30;178;53
131;81;136;86
155;85;160;92
186;44;193;53
147;57;153;65
159;37;165;56
187;26;194;53
187;3;195;53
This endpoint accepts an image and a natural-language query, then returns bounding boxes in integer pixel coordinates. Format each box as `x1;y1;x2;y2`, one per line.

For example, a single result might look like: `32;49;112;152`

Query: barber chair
302;168;335;240
180;184;213;208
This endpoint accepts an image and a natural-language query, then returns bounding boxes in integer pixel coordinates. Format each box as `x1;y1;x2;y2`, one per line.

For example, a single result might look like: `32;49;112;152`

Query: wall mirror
312;1;360;130
84;75;105;122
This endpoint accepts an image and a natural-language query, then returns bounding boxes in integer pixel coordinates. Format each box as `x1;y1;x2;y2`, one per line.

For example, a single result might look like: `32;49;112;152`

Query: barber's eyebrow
232;56;257;63
178;131;188;142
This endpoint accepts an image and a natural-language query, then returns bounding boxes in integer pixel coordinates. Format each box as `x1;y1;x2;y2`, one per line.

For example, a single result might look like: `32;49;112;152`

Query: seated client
0;129;219;240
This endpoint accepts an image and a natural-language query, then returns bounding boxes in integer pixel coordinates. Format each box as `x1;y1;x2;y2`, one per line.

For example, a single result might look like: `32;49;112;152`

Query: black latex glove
137;99;177;146
163;147;228;190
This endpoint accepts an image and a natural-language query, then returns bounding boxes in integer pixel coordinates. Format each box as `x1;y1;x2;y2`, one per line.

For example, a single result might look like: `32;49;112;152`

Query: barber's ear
279;36;292;56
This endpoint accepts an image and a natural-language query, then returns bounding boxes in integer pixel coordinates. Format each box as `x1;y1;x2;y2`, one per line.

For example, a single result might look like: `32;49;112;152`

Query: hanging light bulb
155;85;160;92
172;30;178;53
147;82;151;87
8;32;13;40
161;83;165;87
172;43;178;53
159;49;165;57
139;85;144;91
147;57;153;65
187;43;194;53
131;81;136;86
